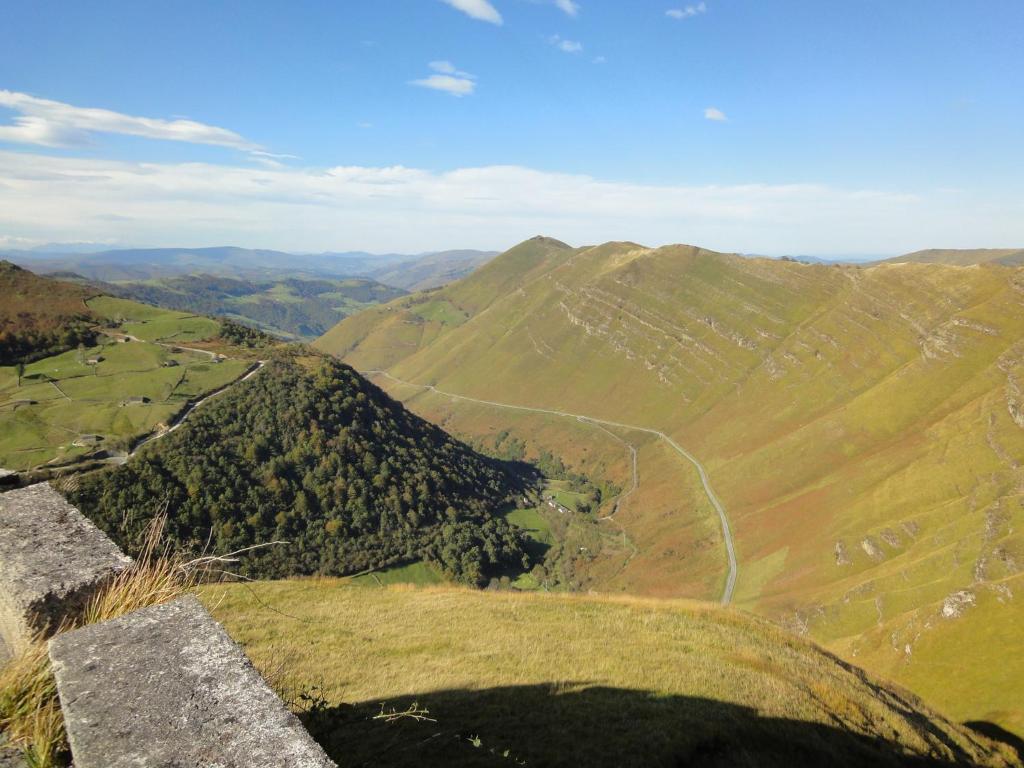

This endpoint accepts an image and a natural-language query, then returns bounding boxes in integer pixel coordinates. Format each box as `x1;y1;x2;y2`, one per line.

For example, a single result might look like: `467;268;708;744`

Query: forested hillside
68;352;538;584
0;261;97;364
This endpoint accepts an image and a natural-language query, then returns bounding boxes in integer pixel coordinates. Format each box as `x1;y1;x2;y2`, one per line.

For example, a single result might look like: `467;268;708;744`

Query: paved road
128;361;265;456
363;370;738;605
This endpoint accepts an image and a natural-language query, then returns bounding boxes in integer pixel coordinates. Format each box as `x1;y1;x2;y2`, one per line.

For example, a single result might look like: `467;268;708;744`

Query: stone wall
0;484;130;655
0;483;335;767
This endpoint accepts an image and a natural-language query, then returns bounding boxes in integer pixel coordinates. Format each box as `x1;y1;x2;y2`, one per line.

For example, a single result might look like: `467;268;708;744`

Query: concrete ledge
0;484;131;653
48;595;336;768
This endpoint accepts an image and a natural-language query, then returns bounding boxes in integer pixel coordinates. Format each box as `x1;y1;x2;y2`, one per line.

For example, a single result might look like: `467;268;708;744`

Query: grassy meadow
204;580;1021;768
0;297;249;471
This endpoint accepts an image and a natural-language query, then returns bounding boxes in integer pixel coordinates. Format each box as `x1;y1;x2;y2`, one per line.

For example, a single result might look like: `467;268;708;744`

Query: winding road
363;370;738;605
127;360;265;456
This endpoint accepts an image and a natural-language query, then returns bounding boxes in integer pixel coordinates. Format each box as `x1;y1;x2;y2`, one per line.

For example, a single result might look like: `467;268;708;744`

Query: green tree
15;361;24;387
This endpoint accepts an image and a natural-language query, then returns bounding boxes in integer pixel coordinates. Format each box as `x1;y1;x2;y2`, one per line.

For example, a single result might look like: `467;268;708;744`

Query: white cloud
411;74;477;97
592;55;607;64
666;3;706;20
2;149;1017;256
411;62;477;96
704;107;727;121
0;90;259;151
549;35;583;53
554;0;580;16
440;0;503;25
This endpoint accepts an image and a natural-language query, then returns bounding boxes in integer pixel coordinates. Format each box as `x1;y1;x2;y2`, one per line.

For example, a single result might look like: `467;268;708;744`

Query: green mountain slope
887;248;1024;266
209;581;1022;767
315;238;1024;735
68;352;539;584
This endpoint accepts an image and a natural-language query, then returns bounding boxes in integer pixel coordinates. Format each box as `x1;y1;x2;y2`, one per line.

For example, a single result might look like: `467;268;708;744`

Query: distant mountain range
884;248;1024;266
58;273;406;340
2;246;499;289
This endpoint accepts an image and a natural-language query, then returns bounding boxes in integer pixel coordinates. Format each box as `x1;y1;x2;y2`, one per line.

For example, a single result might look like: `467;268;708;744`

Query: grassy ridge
315;238;1024;733
205;581;1021;767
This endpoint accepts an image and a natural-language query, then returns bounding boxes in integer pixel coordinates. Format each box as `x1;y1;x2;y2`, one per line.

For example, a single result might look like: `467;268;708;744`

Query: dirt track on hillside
363;369;738;605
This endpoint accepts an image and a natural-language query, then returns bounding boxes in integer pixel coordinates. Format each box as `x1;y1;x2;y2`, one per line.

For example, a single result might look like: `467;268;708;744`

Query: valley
363;368;738;604
5;6;1023;765
316;237;1024;736
83;275;405;340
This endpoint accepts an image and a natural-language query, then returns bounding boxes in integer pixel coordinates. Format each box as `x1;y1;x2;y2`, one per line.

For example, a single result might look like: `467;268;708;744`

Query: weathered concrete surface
0;743;26;768
0;484;130;654
49;596;336;768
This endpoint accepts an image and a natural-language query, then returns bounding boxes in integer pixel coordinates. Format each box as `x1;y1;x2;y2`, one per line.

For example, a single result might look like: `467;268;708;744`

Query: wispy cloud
440;0;503;25
0;90;259;151
704;107;727;121
666;3;706;20
553;0;580;16
549;35;583;53
411;62;478;96
429;60;475;78
2;149;995;257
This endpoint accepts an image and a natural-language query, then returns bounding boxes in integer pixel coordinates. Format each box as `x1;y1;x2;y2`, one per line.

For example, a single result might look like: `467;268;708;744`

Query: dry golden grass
206;579;1022;767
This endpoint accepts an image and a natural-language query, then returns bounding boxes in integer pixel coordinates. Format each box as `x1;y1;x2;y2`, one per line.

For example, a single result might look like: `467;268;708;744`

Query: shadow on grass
300;683;1001;768
966;722;1024;762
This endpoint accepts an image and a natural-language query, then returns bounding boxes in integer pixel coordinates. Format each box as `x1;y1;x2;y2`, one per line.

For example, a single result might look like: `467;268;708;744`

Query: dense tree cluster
69;353;538;584
218;318;274;348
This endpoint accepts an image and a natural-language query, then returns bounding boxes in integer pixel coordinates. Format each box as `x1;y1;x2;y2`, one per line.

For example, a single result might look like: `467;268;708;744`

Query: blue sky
0;0;1022;255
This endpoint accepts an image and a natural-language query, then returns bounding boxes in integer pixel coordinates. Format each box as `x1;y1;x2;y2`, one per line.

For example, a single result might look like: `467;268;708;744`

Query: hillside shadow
299;683;1000;768
965;722;1024;762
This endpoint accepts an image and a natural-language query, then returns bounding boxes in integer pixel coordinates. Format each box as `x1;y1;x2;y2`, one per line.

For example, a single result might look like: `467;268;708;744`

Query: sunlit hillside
206;580;1021;768
887;249;1024;267
315;238;1024;735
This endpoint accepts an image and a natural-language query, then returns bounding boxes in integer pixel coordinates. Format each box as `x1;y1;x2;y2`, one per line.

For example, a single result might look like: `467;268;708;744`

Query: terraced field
316;238;1024;735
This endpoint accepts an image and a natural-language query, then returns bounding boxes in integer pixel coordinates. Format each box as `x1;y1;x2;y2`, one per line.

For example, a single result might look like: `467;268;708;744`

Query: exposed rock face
941;590;976;619
0;483;130;653
834;540;850;566
860;537;884;561
48;596;336;768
